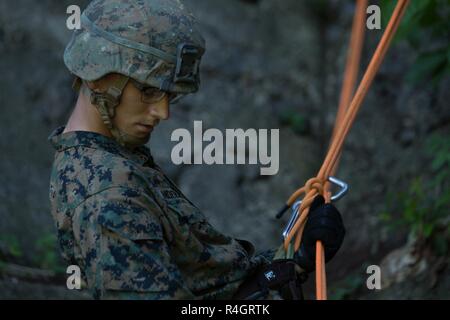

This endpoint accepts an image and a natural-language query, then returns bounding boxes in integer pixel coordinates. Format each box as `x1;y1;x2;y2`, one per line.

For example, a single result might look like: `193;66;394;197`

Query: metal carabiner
282;176;349;240
328;176;349;202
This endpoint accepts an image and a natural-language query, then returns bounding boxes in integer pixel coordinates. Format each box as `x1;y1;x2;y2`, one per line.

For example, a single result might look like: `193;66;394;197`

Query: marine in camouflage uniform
49;0;345;299
49;127;278;299
49;0;282;299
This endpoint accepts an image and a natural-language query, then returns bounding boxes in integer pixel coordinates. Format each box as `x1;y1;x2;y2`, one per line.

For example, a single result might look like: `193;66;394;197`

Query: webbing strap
86;75;129;138
81;14;176;64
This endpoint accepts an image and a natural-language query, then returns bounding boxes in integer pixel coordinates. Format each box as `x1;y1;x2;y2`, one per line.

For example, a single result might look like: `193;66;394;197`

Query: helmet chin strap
111;125;151;149
83;75;150;149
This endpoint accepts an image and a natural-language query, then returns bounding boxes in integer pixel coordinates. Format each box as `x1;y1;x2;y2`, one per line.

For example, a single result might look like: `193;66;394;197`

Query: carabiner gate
282;176;349;240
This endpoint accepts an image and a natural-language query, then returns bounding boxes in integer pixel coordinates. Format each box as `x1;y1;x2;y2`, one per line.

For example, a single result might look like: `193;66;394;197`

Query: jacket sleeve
71;186;196;300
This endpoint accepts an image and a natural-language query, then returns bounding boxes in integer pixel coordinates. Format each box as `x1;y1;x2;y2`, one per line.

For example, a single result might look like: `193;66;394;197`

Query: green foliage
380;0;450;85
33;233;65;273
328;273;364;300
382;177;437;239
427;133;450;186
0;234;23;258
0;233;65;274
381;134;450;252
279;110;309;135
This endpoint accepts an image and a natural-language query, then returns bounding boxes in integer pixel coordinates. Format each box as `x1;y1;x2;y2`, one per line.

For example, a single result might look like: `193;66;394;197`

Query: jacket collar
48;126;154;166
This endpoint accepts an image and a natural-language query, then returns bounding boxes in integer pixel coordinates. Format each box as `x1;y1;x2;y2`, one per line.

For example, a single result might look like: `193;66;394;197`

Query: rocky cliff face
0;0;448;299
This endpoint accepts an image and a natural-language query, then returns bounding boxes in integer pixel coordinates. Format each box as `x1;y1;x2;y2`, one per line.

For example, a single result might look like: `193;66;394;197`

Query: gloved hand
294;195;345;272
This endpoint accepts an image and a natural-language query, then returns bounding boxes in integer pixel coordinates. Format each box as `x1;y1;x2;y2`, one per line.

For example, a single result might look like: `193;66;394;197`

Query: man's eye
143;88;161;96
140;87;167;103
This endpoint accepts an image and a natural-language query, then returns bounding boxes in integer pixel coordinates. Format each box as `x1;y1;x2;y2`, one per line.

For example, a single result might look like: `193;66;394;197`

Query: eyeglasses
130;79;183;104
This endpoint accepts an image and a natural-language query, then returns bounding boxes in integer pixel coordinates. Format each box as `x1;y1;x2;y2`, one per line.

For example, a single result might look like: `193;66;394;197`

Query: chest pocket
157;187;231;246
158;187;206;225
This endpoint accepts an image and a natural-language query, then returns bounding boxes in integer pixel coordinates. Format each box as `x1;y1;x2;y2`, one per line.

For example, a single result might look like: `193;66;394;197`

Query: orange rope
318;0;368;301
329;0;368;174
315;240;327;300
283;0;410;300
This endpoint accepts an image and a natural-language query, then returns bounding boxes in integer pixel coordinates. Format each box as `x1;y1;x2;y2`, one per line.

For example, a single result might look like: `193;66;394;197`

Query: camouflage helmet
64;0;206;94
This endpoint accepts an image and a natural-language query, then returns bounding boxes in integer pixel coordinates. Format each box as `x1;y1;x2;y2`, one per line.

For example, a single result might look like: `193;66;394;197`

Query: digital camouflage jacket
48;126;278;299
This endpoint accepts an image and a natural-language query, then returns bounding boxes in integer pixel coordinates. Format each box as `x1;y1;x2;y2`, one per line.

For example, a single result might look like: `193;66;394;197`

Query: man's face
112;81;170;144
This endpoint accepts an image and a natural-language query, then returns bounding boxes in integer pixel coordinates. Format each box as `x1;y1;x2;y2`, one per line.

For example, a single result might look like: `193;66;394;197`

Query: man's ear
79;81;92;97
72;77;82;92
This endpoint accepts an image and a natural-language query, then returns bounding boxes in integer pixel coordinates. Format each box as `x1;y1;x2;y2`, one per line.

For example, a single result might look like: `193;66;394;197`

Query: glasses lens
141;87;166;104
132;80;184;104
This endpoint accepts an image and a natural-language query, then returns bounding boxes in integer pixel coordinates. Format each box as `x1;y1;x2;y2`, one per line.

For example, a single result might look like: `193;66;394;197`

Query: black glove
294;195;345;272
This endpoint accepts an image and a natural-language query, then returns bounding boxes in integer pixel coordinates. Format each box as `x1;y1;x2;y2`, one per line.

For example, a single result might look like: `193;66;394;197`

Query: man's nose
148;96;170;120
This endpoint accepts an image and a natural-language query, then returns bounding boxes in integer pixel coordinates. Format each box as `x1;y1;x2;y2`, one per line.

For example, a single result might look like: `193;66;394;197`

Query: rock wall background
0;0;448;299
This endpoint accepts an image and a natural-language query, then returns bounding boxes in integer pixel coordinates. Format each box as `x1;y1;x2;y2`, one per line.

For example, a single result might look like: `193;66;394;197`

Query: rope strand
282;0;410;300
